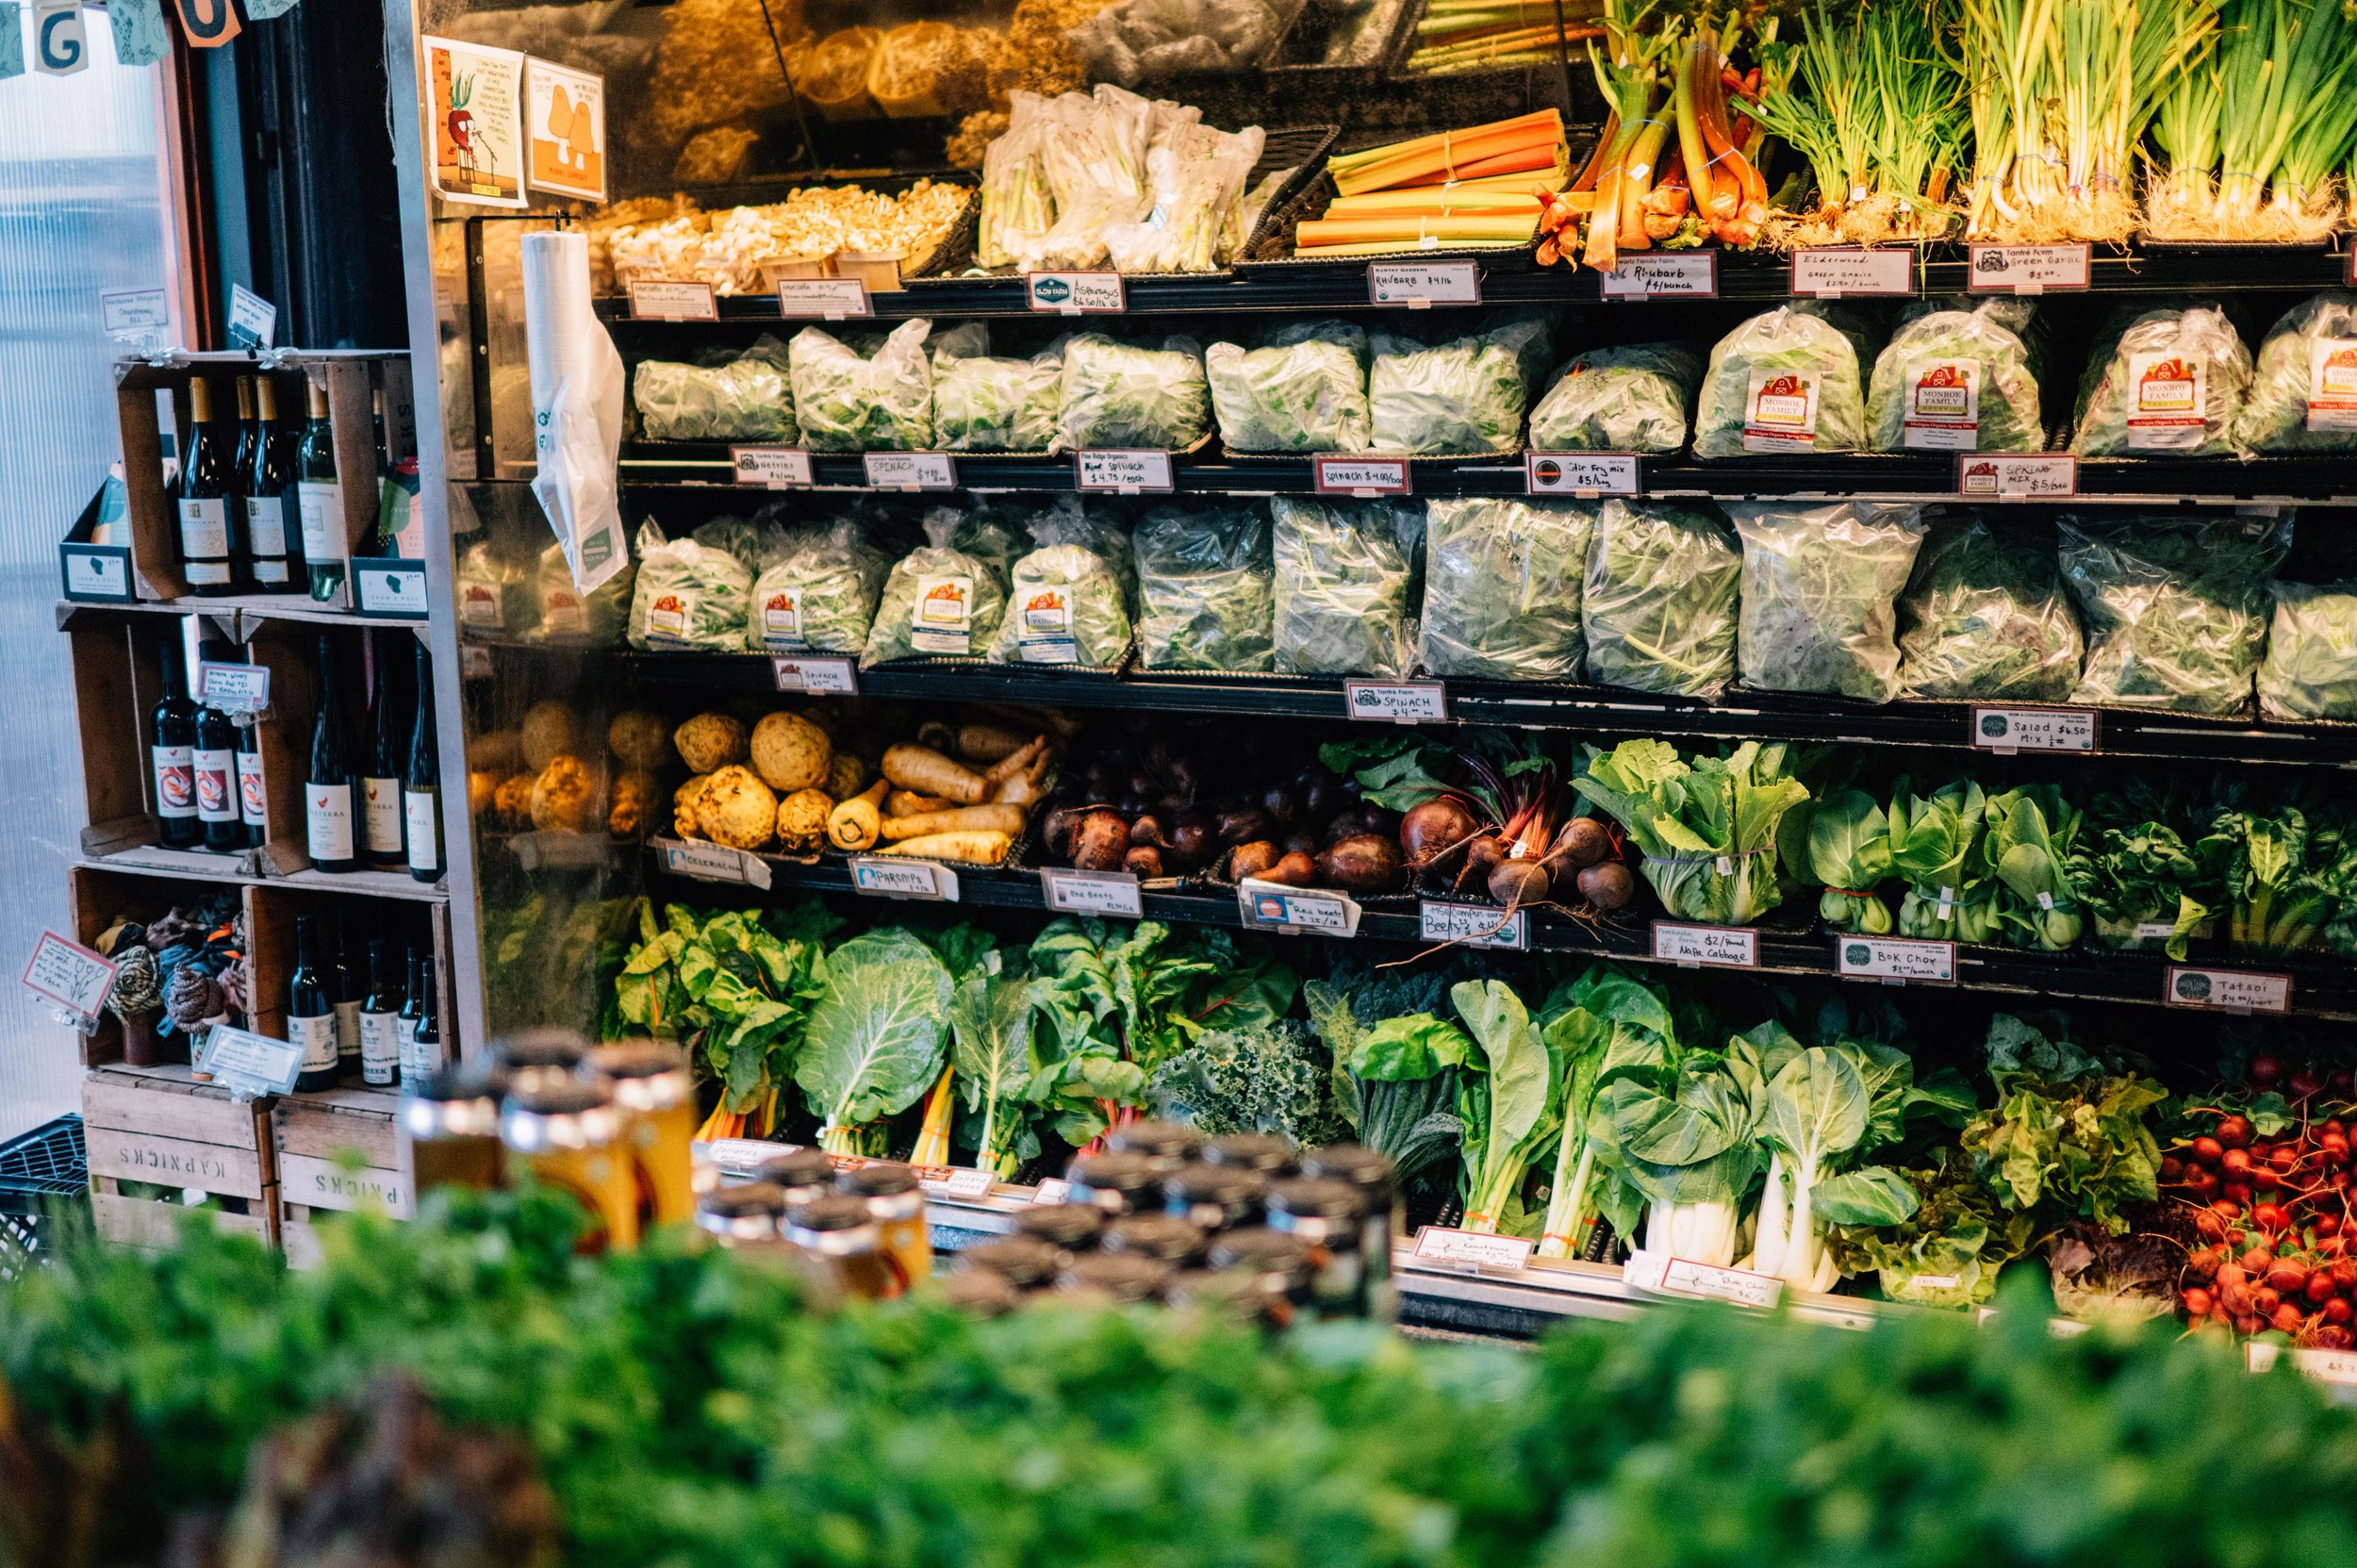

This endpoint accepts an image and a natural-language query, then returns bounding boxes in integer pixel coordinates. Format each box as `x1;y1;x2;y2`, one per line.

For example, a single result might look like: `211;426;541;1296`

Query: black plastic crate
0;1114;88;1276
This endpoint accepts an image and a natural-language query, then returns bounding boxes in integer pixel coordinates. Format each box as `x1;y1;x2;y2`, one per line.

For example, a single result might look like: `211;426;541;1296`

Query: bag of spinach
2233;291;2357;454
1581;499;1741;697
750;518;892;655
861;510;1011;666
1052;333;1211;452
1134;503;1275;671
1205;319;1371;453
626;518;754;652
632;333;799;443
1418;497;1591;682
988;505;1135;668
789;319;936;452
932;326;1063;453
1692;303;1875;457
1271;496;1422;678
1367;312;1549;455
1896;517;2084;702
2070;303;2251;457
2258;581;2357;719
1526;340;1701;454
2058;512;2290;715
1732;501;1928;703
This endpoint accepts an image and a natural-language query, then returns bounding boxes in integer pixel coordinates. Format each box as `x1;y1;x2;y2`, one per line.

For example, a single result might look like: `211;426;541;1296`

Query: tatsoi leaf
796;954;953;1131
1350;1014;1476;1081
1809;1166;1921;1226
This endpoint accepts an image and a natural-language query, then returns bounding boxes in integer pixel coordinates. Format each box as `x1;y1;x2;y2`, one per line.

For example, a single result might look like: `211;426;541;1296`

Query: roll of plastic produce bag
521;230;629;595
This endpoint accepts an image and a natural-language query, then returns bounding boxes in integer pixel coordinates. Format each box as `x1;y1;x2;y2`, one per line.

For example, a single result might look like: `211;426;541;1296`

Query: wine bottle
295;380;346;602
360;632;406;870
333;914;363;1081
358;937;402;1088
150;628;200;849
289;914;339;1093
404;639;443;883
305;632;356;873
397;945;427;1086
175;378;242;596
191;639;241;853
407;949;444;1082
235;686;268;850
243;375;301;589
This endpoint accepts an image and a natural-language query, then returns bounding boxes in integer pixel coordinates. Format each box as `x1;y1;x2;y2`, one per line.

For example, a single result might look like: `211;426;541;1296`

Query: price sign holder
1598;252;1718;299
662;839;774;891
1312;456;1411;497
921;1167;1000;1200
1955;453;2077;500
1344;680;1446;722
1040;867;1144;917
1834;935;1956;985
353;558;430;619
770;656;858;694
1968;243;2093;294
23;930;117;1031
1525;452;1640;497
1366;260;1482;307
851;857;960;901
1650;920;1760;969
1788;245;1917;298
1624;1247;1785;1310
1236;878;1360;936
1419;900;1528;950
1027;272;1126;313
628;279;718;321
862;452;957;491
200;1024;305;1098
196;661;272;716
1075;449;1174;494
2165;966;2292;1015
1412;1225;1534;1271
1032;1178;1074;1205
732;446;815;488
775;278;872;320
1970;707;2097;754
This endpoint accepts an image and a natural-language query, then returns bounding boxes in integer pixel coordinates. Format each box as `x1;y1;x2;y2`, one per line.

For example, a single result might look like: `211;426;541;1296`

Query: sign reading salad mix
1743;371;1821;451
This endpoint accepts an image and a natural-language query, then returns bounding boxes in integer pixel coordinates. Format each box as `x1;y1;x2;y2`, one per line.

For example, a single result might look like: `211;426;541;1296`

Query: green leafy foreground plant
1574;738;1812;925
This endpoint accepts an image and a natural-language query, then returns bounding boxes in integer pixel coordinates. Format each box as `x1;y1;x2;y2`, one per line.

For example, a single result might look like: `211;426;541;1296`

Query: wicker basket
797;27;882;122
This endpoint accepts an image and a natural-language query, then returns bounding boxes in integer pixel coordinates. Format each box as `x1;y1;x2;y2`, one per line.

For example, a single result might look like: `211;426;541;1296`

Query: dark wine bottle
397;945;427;1086
407;949;443;1082
289;914;339;1093
175;378;243;596
243;375;301;589
361;633;406;870
235;685;268;851
403;639;443;883
305;632;356;873
150;628;200;849
296;380;346;603
333;914;363;1081
359;937;402;1087
191;639;241;853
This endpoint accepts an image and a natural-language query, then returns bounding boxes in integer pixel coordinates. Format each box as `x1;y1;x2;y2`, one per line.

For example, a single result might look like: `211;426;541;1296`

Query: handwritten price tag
1420;900;1528;950
1041;867;1144;917
775;278;871;319
1598;253;1718;299
1971;707;2096;754
22;931;116;1026
1526;452;1639;496
1789;246;1916;298
1075;449;1173;493
1956;454;2077;499
922;1167;999;1200
2249;1343;2357;1385
863;452;957;490
201;1024;305;1098
662;840;774;891
1625;1248;1784;1308
628;280;718;321
1835;935;1956;984
195;661;271;715
2166;966;2291;1015
1651;921;1759;969
1367;260;1482;307
851;857;960;901
733;446;814;487
1344;681;1446;722
770;656;858;694
1028;272;1126;313
1236;880;1360;936
1313;457;1410;497
1413;1227;1534;1269
1968;243;2091;293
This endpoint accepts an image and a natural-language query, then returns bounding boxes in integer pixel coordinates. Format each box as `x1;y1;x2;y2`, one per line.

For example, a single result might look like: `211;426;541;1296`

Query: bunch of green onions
1404;0;1607;74
2148;0;2357;240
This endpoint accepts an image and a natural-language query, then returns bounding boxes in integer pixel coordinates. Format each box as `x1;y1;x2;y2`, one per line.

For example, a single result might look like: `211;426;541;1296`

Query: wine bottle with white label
358;937;402;1087
235;698;268;850
150;628;200;849
333;913;364;1083
289;915;339;1093
404;639;443;882
305;632;356;873
408;950;444;1081
361;632;406;870
191;639;241;853
397;946;428;1085
242;374;301;588
296;379;346;602
175;377;243;596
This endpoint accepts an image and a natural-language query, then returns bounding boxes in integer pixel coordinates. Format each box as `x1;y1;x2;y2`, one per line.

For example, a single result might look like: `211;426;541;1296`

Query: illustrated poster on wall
524;57;605;201
423;35;526;209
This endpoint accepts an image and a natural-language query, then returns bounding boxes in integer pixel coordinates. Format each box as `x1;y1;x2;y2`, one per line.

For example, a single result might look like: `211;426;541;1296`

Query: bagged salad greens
2232;291;2357;454
1205;319;1371;453
1367;313;1549;454
626;518;754;652
1418;497;1591;682
1133;503;1275;671
2057;512;2292;714
1692;303;1875;457
948;502;1030;588
789;320;936;452
750;517;892;654
931;326;1064;453
1580;499;1741;696
861;510;1011;666
2070;303;2251;457
1896;517;2084;701
1052;333;1211;452
690;514;785;577
454;539;535;635
531;542;633;645
1867;300;2045;454
988;505;1135;668
2257;581;2357;719
1525;341;1701;454
1732;502;1928;703
631;334;799;443
1271;496;1422;677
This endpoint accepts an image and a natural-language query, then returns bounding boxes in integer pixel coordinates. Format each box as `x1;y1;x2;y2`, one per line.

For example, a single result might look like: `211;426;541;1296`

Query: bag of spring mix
750;518;892;655
1206;319;1371;454
1418;498;1591;682
1367;313;1547;455
1052;333;1211;452
627;519;753;652
531;542;633;646
2070;303;2250;458
1134;503;1274;672
861;510;1010;666
2057;512;2290;715
1866;301;2045;454
988;506;1135;668
1691;304;1875;458
2258;581;2357;719
2233;291;2357;454
1526;341;1701;454
1896;517;2083;702
933;327;1064;453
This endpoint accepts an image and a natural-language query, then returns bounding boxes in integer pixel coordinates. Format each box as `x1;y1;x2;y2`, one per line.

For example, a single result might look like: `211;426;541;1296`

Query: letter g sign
34;4;88;74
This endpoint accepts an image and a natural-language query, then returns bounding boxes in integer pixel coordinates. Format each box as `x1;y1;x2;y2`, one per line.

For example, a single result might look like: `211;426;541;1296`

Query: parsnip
887;789;956;817
879;804;1027;841
990;752;1052;808
877;830;1013;864
882;743;986;804
955;721;1030;764
981;736;1046;789
825;780;890;852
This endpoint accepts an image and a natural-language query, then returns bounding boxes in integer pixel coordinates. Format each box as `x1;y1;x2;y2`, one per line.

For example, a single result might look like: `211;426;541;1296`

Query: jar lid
588;1040;690;1080
1301;1144;1396;1201
1105;1120;1202;1164
1102;1213;1206;1264
1164;1162;1267;1209
1203;1133;1298;1176
491;1026;590;1073
1266;1176;1367;1224
1167;1268;1291;1328
1205;1226;1315;1281
958;1234;1060;1288
503;1078;612;1116
698;1181;787;1221
939;1268;1021;1318
1058;1251;1173;1304
785;1194;876;1234
1067;1151;1159;1203
839;1162;920;1197
756;1148;838;1190
1014;1202;1106;1249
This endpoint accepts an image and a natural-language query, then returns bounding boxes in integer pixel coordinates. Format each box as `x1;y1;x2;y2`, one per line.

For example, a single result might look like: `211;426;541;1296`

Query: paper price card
776;278;872;320
1027;272;1125;313
770;656;858;694
2248;1343;2357;1385
1626;1248;1784;1309
627;280;717;321
863;452;957;490
1651;921;1759;968
1413;1227;1534;1269
733;446;813;487
1526;452;1639;496
1236;879;1360;936
1968;243;2092;293
1313;456;1410;496
227;283;276;350
1367;260;1482;307
851;857;961;901
1345;680;1446;722
1032;1178;1074;1205
201;1024;305;1098
1789;246;1916;298
701;1136;796;1174
921;1168;999;1200
1075;449;1173;493
196;661;271;715
23;931;116;1026
1955;454;2077;499
101;287;171;342
1419;900;1528;950
1598;252;1718;299
1970;707;2096;754
1041;867;1144;918
663;840;774;891
1835;935;1956;984
2165;966;2291;1015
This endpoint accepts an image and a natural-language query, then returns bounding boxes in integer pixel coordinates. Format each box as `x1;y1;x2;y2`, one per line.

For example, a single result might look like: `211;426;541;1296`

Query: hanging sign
170;0;239;49
524;58;606;201
33;2;87;73
423;37;527;208
107;0;171;66
0;7;22;80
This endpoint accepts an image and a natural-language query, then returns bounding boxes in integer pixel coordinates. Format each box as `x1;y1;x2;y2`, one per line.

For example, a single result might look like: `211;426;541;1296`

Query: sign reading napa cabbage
794;931;955;1157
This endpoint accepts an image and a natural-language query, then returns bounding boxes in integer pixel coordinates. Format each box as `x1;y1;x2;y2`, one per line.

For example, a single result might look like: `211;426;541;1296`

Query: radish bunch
2167;1092;2357;1344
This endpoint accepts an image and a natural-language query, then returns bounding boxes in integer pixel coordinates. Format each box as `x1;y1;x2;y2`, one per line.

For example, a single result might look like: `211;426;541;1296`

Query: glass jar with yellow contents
756;1147;838;1210
589;1040;696;1231
784;1194;901;1301
695;1180;787;1246
490;1026;590;1094
500;1078;636;1253
838;1162;930;1290
399;1063;508;1197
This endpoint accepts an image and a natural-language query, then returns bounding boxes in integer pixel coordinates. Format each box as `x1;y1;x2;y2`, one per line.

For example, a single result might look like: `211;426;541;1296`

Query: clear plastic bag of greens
1732;501;1928;702
1133;503;1275;671
691;514;785;577
932;327;1064;453
948;502;1029;590
988;505;1135;668
1367;314;1546;454
1205;319;1371;453
1418;498;1591;682
2232;291;2357;454
1052;333;1211;452
454;538;535;636
979;91;1055;272
861;509;1010;666
531;542;632;645
1271;496;1421;677
2057;512;2291;715
1692;303;1874;458
2070;303;2250;457
750;518;891;655
2258;581;2357;719
1867;302;2044;454
788;319;936;452
626;518;753;652
1580;500;1741;697
1896;517;2084;702
1526;341;1701;454
631;333;798;443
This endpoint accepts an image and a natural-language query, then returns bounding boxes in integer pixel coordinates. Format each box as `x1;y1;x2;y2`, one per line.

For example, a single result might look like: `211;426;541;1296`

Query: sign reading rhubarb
1367;260;1481;307
1598;253;1718;299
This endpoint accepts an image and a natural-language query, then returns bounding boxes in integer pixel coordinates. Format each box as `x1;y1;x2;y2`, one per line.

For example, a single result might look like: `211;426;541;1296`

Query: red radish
2329;1298;2354;1326
2324;1133;2349;1163
2224;1180;2253;1204
2217;1262;2250;1291
2186;1169;2221;1198
2183;1287;2216;1318
2317;1324;2355;1349
2250;1169;2280;1193
2332;1259;2357;1291
2306;1272;2338;1304
2243;1246;2276;1272
2222;1281;2258;1316
2196;1208;2230;1241
2270;1145;2299;1173
2194;1135;2226;1164
2268;1260;2311;1295
2249;1057;2283;1090
2223;1147;2253;1175
2161;1155;2186;1182
2255;1204;2290;1232
2186;1246;2223;1279
2255;1286;2283;1315
2319;1215;2343;1238
2217;1114;2254;1147
2329;1118;2349;1137
2274;1302;2310;1334
2237;1313;2266;1335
